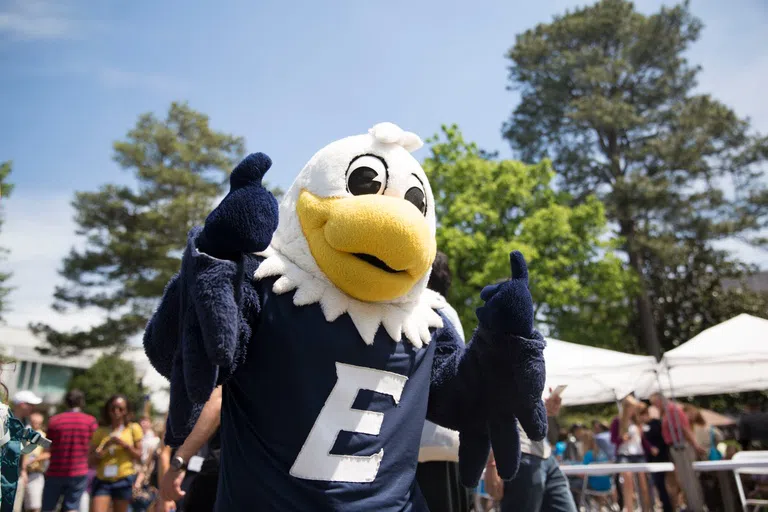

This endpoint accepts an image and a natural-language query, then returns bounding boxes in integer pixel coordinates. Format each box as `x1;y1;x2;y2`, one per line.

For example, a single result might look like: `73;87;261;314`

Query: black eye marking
348;167;382;195
345;154;388;196
406;174;427;215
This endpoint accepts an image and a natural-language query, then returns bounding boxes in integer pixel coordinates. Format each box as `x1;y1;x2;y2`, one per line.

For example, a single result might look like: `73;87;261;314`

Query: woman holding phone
89;395;144;512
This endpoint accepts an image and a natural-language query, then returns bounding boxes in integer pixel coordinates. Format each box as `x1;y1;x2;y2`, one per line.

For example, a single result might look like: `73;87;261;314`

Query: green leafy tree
32;102;247;355
424;125;637;350
0;161;14;320
68;354;146;421
503;0;768;357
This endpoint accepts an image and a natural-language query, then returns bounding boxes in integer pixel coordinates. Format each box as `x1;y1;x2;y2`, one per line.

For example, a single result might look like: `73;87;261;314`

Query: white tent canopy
543;338;658;406
637;314;768;398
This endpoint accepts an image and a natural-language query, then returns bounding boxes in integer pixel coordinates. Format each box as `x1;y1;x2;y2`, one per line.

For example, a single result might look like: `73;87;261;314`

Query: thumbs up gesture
476;251;534;338
473;251;547;481
197;153;280;261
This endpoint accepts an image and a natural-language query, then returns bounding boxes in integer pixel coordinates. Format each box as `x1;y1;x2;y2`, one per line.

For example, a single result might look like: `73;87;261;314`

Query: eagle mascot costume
144;123;547;511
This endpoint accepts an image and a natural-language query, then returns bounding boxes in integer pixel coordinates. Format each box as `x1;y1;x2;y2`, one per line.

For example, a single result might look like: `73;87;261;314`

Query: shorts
24;472;45;510
42;475;90;512
91;474;136;502
617;454;645;464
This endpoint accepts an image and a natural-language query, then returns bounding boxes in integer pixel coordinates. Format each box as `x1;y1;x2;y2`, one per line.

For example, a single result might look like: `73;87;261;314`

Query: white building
1;325;169;413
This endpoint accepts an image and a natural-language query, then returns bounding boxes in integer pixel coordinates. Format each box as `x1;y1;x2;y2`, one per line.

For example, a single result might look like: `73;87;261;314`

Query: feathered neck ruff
254;244;445;348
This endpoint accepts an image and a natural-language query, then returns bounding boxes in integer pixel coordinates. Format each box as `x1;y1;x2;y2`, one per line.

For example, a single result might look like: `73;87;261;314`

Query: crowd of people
9;389;173;512
9;382;768;512
4;251;767;512
519;394;766;511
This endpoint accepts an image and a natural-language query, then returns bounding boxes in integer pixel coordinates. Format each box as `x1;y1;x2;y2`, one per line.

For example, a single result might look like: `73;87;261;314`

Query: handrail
558;459;768;476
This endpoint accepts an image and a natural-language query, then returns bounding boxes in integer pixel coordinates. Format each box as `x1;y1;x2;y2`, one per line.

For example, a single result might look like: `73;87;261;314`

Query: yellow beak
297;189;436;302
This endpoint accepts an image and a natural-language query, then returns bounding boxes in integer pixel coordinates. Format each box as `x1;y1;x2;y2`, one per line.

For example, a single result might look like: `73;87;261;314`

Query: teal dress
582;450;612;492
1;404;50;510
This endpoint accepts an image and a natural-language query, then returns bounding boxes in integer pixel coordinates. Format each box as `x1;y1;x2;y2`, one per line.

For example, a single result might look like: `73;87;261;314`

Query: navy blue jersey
146;230;548;510
215;268;439;511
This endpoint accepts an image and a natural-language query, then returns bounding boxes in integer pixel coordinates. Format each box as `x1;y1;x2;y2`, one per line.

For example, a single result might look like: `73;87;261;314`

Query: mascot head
255;123;444;347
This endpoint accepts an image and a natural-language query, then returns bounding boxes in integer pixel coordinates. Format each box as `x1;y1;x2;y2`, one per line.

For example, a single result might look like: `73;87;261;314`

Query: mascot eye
346;155;386;196
404;186;427;215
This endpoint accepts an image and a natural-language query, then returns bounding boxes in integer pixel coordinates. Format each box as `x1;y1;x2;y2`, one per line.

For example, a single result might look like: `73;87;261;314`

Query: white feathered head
255;123;445;347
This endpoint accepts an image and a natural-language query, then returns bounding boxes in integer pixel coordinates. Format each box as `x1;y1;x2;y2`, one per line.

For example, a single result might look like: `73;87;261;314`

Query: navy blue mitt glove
197;152;279;260
145;153;279;443
184;153;279;397
474;251;547;481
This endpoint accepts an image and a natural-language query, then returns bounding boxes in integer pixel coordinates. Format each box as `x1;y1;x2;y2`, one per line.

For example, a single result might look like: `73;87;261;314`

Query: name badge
187;455;204;473
104;464;119;478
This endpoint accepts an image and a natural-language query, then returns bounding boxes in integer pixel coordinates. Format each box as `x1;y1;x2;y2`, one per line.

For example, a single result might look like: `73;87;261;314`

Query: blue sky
1;0;767;332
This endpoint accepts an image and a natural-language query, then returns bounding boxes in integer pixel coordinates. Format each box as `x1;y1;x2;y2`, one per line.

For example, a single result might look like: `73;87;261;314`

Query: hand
545;388;562;416
160;468;186;502
622;433;631;442
696;444;707;457
474;252;546;483
651;446;660;457
108;434;127;448
197;153;279;260
476;252;534;338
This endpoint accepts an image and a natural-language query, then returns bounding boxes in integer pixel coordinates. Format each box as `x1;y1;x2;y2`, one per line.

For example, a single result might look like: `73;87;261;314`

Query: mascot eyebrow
345;153;389;195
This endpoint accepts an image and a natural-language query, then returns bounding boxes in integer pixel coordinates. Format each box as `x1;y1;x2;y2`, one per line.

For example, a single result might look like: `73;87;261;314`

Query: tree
423;125;638;350
32;102;247;355
503;0;768;357
67;354;146;420
0;161;14;320
643;237;768;349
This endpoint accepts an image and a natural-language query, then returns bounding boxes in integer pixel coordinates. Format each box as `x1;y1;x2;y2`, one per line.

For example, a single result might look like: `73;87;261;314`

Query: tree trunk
621;222;663;360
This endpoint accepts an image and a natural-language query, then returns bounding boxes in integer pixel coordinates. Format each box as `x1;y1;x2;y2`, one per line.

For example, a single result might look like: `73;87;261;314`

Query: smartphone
551;384;568;397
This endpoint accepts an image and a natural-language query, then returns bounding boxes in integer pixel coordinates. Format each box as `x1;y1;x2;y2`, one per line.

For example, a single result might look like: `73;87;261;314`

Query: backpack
0;404;51;511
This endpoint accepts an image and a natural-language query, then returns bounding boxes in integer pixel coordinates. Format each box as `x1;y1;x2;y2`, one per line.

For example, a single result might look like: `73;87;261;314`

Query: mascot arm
427;252;547;487
143;153;278;447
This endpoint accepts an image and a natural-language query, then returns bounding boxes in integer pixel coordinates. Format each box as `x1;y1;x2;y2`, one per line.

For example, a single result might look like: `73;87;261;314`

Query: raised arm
143;153;278;446
426;252;547;486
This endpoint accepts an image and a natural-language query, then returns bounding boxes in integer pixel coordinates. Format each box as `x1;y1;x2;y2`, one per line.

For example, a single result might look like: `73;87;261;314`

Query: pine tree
32;103;246;355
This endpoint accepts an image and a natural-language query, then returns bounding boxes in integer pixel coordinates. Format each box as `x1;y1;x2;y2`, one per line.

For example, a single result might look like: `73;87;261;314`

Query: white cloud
97;67;190;95
1;192;103;332
0;0;90;41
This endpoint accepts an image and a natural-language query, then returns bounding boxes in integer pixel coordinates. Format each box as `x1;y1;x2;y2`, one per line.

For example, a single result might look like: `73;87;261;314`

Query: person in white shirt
613;395;651;512
139;417;160;466
416;251;470;512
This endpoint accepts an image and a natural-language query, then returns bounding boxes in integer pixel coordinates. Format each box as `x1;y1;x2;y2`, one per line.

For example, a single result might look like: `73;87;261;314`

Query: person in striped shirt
42;389;98;512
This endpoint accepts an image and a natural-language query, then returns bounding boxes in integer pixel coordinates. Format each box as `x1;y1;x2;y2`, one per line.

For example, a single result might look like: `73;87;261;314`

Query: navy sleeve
143;226;261;447
426;316;484;430
427;313;546;486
